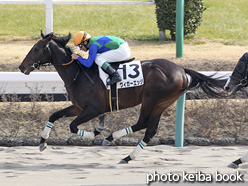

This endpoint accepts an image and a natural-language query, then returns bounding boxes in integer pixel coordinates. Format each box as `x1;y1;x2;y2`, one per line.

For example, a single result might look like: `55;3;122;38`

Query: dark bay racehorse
19;32;226;164
224;52;248;168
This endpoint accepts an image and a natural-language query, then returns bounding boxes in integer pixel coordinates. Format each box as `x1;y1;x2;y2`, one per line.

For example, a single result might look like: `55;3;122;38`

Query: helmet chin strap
82;40;89;50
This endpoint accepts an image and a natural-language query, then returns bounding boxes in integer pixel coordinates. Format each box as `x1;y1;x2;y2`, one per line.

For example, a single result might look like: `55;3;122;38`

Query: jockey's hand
71;53;80;60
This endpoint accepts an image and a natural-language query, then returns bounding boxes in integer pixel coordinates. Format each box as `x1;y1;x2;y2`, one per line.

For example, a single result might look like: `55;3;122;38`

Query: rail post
45;0;53;34
176;0;184;58
175;92;186;147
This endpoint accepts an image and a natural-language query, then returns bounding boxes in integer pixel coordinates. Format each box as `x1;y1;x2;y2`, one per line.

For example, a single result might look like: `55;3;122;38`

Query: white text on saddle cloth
99;61;144;90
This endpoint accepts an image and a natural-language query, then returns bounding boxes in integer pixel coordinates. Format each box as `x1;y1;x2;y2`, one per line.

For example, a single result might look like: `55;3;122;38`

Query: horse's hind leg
228;159;242;169
118;114;161;164
39;105;81;151
228;151;248;169
119;102;175;164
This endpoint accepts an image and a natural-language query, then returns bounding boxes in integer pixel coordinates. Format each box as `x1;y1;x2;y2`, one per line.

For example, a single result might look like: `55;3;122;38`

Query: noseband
26;39;52;69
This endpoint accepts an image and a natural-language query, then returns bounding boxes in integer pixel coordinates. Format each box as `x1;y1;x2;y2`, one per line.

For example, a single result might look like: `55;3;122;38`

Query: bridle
25;38;94;87
26;39;52;70
224;61;248;95
229;62;248;93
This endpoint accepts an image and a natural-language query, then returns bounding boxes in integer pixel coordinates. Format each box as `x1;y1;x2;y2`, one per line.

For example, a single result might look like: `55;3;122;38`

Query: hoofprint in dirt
0;145;247;186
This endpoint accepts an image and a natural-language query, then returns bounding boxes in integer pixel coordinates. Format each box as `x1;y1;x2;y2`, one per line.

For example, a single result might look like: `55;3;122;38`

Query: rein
64;67;81;88
27;39;94;87
62;59;74;66
57;59;95;87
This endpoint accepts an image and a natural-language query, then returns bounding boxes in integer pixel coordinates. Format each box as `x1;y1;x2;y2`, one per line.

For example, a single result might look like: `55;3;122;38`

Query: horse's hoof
96;125;105;133
228;162;239;169
118;159;128;164
39;143;47;152
102;139;111;146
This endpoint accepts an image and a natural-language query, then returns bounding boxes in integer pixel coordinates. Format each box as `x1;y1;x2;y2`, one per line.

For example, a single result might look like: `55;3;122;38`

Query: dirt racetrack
0;145;248;186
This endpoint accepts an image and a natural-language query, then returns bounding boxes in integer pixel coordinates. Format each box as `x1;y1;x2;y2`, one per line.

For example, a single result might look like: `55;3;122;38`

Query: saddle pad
99;61;144;90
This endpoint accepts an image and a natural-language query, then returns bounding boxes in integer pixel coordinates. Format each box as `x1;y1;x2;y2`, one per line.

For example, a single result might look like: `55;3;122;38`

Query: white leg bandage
41;122;53;139
112;127;133;140
241;151;248;163
130;140;147;160
77;130;95;140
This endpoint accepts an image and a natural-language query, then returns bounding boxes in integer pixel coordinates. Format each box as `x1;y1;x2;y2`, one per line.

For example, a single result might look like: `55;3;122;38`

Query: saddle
104;57;136;71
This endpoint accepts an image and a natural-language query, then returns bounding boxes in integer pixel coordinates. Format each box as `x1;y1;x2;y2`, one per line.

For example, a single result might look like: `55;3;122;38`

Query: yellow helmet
73;31;91;46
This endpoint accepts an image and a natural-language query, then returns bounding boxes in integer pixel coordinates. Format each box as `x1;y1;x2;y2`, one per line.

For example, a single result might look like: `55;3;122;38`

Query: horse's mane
53;33;71;48
43;32;73;56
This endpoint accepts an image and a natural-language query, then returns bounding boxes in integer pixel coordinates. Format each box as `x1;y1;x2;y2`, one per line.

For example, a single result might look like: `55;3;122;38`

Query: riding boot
102;62;122;85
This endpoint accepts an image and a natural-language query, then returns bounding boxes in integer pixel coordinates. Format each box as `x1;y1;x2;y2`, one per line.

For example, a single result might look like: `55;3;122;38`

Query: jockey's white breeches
95;42;131;67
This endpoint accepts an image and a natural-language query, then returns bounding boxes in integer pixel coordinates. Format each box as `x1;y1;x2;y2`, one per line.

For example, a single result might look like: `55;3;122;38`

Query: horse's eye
34;48;39;52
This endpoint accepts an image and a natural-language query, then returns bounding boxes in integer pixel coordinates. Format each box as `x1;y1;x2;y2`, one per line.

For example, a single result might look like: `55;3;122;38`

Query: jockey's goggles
77;43;83;49
77;41;88;50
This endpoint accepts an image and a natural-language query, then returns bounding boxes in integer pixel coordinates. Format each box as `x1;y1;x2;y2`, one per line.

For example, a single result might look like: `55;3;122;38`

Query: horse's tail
184;68;227;98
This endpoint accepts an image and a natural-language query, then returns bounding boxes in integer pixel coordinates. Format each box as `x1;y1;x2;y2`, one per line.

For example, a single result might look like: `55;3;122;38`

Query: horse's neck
50;43;98;87
50;44;79;86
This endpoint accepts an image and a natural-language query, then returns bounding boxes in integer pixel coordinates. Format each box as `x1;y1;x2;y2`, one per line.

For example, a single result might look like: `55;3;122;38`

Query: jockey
72;31;131;85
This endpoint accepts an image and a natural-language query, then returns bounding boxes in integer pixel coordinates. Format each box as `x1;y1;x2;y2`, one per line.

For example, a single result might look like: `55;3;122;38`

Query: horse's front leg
40;105;105;152
102;120;147;146
69;106;104;139
102;105;150;146
39;105;81;151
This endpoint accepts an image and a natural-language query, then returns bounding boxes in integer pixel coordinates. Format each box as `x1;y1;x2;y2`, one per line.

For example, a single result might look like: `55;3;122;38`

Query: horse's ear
66;32;72;42
68;32;72;40
49;33;54;41
43;32;54;43
41;30;45;39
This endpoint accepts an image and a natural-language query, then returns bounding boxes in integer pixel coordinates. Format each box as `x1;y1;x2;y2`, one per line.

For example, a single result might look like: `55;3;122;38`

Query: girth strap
109;83;119;112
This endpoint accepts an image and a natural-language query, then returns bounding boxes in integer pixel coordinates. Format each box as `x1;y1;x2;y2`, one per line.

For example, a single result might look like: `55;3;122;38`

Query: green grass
0;4;158;40
196;0;248;42
53;4;158;40
0;0;248;44
0;5;45;38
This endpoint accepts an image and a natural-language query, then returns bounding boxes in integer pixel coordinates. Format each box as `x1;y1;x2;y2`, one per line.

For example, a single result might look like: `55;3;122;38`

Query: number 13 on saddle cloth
99;61;144;90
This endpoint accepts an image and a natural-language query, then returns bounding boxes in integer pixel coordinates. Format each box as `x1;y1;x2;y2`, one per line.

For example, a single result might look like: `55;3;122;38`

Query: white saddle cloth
99;61;144;90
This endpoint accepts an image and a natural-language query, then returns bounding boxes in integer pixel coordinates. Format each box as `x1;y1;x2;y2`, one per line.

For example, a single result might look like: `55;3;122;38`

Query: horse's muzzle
19;65;24;72
18;65;34;75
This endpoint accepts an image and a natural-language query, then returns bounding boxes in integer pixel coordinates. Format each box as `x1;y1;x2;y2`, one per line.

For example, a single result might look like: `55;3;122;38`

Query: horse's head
224;52;248;95
19;31;54;75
